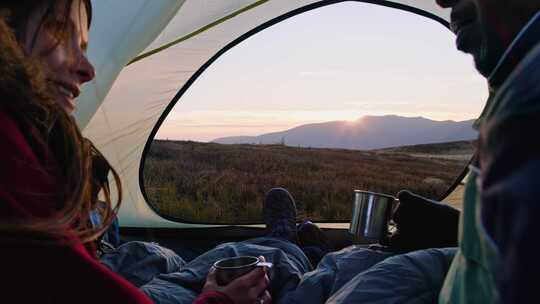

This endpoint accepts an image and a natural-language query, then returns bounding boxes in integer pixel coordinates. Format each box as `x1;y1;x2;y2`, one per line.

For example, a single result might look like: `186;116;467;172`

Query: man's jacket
440;12;540;304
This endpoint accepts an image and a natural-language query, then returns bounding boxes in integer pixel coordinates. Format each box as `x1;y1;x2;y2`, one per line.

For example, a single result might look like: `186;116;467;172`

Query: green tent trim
128;0;270;66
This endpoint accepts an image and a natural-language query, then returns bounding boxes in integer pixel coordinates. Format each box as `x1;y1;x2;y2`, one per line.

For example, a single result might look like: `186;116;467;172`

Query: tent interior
78;0;484;259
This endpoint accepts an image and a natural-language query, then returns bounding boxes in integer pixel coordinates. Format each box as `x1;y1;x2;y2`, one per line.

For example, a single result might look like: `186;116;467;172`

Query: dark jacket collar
474;12;540;129
488;12;540;91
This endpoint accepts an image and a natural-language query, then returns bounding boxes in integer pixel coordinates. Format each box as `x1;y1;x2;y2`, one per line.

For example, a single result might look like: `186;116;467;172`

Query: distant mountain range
212;115;477;150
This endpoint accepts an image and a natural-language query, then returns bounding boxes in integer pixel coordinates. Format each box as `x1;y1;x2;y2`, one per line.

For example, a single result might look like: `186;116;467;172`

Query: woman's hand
202;256;272;304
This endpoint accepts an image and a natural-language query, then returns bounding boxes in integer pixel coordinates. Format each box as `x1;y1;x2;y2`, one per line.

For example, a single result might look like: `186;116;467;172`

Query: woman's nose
77;54;95;84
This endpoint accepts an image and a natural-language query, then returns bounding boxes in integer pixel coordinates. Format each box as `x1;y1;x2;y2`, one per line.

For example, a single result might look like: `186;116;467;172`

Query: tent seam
127;0;270;66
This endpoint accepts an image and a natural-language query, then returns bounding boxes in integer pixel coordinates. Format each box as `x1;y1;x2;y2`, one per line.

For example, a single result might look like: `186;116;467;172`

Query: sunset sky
155;2;488;142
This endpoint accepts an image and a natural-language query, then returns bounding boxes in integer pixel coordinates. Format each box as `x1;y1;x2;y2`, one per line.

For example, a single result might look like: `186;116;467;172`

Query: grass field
143;140;473;223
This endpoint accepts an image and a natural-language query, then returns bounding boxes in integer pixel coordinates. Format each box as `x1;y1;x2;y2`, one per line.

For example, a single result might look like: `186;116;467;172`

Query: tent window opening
142;2;486;225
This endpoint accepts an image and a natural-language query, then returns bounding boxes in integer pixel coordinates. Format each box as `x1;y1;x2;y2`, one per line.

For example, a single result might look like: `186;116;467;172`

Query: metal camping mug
213;256;273;286
349;190;398;242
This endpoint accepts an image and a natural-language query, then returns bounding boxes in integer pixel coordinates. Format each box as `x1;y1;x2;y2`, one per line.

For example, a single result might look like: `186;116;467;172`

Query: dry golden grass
143;140;471;223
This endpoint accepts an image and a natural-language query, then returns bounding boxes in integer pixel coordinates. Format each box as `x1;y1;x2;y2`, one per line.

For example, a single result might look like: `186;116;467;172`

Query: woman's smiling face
24;0;95;114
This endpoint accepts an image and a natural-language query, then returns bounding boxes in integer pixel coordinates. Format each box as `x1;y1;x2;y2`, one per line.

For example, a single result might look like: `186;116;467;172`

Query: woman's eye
44;18;72;40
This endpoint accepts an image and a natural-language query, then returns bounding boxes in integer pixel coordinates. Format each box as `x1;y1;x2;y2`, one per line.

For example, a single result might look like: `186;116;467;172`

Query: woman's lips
54;81;80;113
58;85;75;99
55;81;80;99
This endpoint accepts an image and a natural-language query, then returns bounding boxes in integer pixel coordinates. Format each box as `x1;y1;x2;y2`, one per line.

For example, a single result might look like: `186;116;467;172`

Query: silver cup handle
256;262;273;269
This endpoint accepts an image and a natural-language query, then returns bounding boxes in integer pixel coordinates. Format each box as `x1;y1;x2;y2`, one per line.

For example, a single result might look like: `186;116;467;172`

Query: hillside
143;140;470;223
213;115;477;150
377;140;477;160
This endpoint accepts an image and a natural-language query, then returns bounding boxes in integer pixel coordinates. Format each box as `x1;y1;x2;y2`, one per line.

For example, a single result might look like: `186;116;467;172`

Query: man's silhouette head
436;0;540;77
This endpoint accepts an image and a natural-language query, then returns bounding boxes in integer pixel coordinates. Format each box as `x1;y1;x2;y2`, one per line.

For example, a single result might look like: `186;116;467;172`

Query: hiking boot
297;220;334;265
297;220;333;251
263;188;298;243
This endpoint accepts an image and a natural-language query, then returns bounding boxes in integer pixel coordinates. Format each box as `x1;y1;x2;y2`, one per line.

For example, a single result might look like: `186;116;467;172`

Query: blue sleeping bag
101;240;455;304
326;248;457;304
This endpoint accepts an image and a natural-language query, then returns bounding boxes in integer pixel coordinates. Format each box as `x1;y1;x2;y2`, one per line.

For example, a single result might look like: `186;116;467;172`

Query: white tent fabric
77;1;451;228
77;0;186;128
